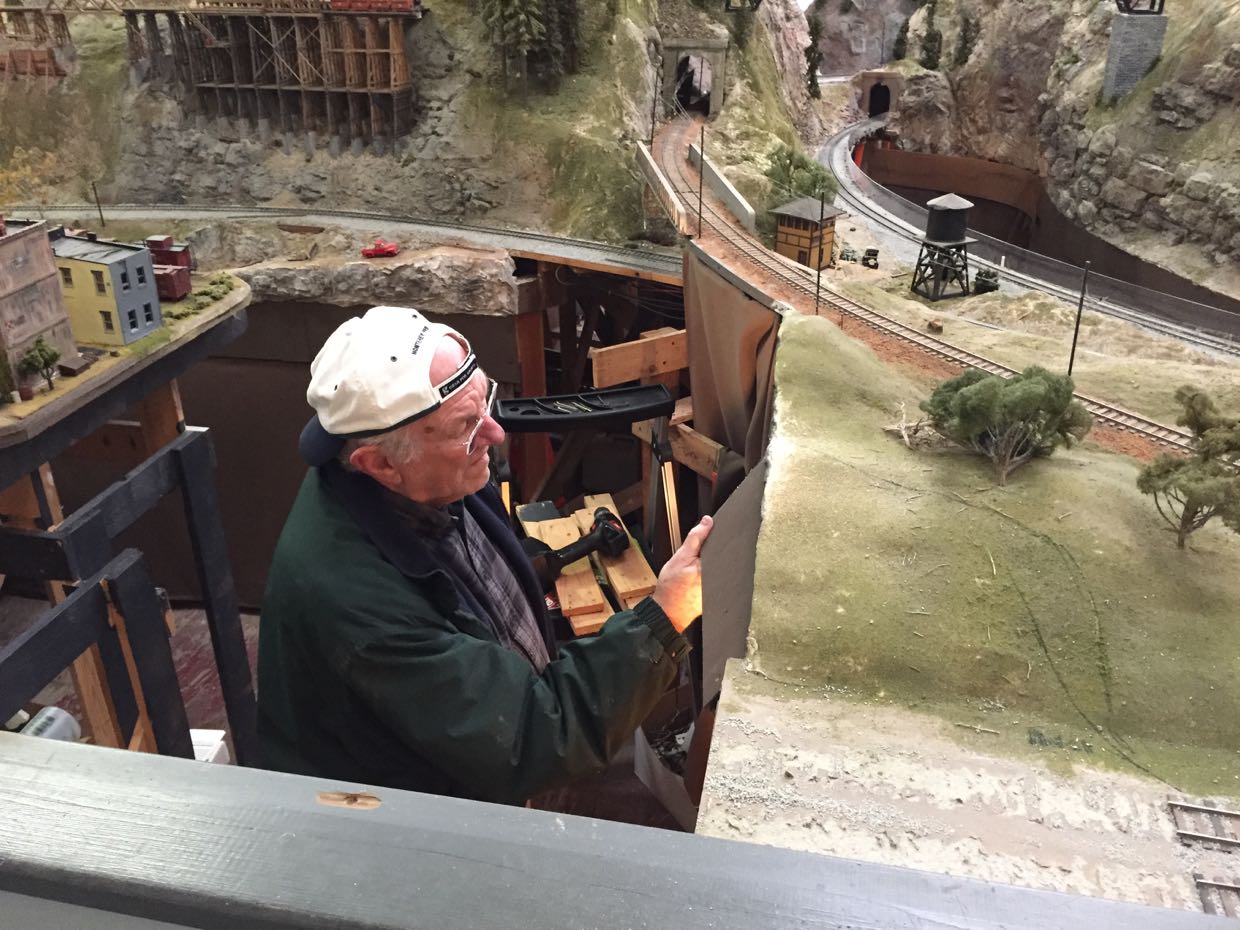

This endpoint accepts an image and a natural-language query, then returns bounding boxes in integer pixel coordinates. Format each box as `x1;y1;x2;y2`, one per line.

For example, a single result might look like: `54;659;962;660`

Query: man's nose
480;413;505;447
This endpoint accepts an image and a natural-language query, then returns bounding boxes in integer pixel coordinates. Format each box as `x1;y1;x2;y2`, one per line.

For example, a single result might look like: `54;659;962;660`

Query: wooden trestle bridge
0;0;424;147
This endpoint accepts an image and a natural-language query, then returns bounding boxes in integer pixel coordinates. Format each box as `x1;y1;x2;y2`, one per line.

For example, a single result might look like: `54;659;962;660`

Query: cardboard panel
700;458;768;705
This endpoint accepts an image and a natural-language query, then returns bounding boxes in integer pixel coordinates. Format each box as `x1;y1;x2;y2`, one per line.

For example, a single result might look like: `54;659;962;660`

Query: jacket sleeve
341;596;688;805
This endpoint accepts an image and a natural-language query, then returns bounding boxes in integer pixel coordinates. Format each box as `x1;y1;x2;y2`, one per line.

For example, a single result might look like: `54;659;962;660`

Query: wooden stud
590;328;687;388
107;603;157;754
519;515;609;635
576;493;657;603
0;467;125;749
632;419;722;484
662;460;682;551
136;381;184;456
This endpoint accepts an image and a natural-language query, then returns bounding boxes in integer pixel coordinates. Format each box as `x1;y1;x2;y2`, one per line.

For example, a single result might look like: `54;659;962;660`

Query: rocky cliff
176;220;518;313
887;0;1240;294
3;0;823;246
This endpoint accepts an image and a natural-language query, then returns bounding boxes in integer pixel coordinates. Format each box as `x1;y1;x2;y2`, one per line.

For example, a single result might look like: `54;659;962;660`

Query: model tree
920;366;1092;485
893;18;910;59
18;338;61;394
481;0;545;93
1137;387;1240;549
954;14;979;67
805;4;824;99
765;144;837;201
919;0;942;70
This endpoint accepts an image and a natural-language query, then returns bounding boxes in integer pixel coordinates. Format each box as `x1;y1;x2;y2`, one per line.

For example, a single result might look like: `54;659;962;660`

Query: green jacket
258;465;689;805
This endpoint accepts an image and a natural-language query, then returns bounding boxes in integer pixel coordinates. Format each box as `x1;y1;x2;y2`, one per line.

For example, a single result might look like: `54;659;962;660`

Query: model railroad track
654;115;1195;453
6;203;684;278
821;121;1240;360
1171;799;1240;851
1166;801;1240;918
1194;874;1240;919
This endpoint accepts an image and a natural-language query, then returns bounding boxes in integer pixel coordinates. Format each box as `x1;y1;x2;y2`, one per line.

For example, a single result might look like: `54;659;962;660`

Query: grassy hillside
751;314;1240;794
839;279;1240;426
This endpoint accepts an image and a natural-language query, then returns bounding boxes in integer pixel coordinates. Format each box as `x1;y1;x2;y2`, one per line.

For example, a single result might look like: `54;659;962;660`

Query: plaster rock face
1126;161;1174;196
758;0;825;141
1100;178;1147;214
886;70;957;154
883;0;1240;281
236;246;518;316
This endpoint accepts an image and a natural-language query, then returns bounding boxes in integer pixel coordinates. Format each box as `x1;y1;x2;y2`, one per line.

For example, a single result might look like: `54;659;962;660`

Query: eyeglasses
464;378;497;455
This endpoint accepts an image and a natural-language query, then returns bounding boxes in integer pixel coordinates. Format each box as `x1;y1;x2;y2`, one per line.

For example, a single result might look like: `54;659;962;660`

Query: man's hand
651;515;714;633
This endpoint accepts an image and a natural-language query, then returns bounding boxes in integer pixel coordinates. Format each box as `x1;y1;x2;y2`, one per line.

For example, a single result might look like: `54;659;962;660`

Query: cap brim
299;415;346;467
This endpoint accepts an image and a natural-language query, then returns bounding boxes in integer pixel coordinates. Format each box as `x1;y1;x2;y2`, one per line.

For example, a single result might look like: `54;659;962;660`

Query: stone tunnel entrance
868;81;890;116
661;36;728;119
854;69;902;121
675;53;712;114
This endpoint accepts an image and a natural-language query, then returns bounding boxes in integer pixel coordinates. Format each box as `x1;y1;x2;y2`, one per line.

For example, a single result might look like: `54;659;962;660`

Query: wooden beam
509;249;683;287
575;493;657;604
135;380;184;455
590;329;687;388
515;276;541;316
0;467;125;748
632;421;723;483
561;480;644;522
61;421;147;467
518;514;609;636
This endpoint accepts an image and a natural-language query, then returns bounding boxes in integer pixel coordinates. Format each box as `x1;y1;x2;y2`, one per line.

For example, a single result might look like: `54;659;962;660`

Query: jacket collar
319;463;463;611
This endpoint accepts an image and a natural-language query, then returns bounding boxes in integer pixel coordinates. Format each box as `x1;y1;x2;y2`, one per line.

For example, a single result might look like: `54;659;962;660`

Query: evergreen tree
918;0;941;70
805;8;824;99
1137;387;1240;549
558;0;583;73
533;0;566;83
731;8;754;49
920;367;1092;485
954;14;979;67
892;18;909;60
481;0;545;92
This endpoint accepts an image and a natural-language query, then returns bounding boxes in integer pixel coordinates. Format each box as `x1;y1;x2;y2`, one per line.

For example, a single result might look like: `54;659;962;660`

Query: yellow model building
50;229;162;347
770;197;844;271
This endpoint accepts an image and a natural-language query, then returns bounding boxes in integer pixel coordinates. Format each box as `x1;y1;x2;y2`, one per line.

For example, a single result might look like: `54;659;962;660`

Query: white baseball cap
298;306;477;465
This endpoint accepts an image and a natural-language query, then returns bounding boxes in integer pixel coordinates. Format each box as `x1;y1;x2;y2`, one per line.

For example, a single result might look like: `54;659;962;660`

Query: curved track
654;115;1195;452
6;203;684;284
821;120;1240;357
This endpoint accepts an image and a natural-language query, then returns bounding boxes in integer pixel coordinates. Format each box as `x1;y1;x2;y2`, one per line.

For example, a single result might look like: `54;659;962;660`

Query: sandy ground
699;672;1237;913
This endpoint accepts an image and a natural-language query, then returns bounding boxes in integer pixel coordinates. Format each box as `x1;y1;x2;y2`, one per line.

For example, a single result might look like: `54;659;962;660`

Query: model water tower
911;193;976;301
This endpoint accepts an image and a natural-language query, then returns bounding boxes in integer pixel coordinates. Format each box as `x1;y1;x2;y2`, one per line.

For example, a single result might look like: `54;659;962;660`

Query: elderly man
258;306;712;805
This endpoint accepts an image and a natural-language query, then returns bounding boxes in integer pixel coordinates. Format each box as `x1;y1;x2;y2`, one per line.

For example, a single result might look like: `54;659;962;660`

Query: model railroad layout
655;113;1196;454
1170;799;1240;919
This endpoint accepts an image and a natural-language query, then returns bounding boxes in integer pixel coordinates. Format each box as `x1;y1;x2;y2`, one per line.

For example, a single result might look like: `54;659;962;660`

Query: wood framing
0;428;257;765
517;511;610;636
0;548;193;759
574;493;657;607
632;419;723;483
129;7;421;143
590;328;687;388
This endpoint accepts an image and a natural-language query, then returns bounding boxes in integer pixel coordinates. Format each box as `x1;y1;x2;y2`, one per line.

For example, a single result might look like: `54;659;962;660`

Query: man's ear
349;444;403;493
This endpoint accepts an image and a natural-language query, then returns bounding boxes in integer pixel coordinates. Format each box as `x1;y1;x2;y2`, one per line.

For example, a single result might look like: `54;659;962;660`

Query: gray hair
339;423;420;470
